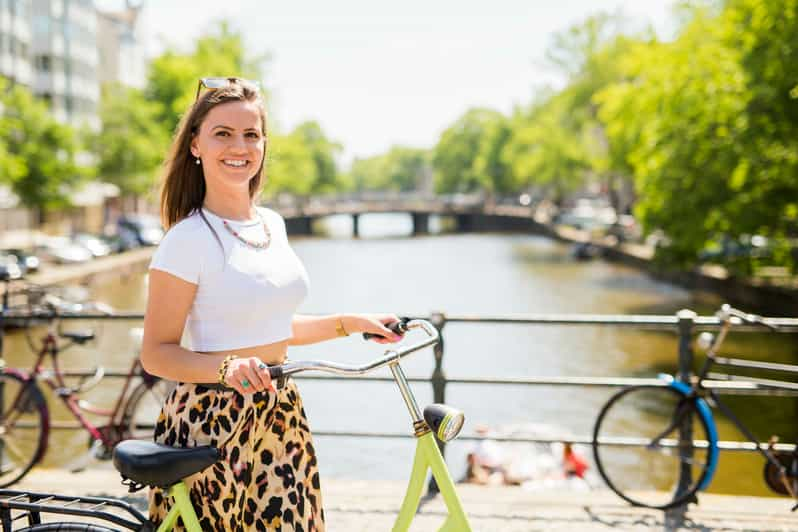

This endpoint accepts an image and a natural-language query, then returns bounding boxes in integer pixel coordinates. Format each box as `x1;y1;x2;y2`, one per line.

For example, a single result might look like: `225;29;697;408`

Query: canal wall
463;209;798;316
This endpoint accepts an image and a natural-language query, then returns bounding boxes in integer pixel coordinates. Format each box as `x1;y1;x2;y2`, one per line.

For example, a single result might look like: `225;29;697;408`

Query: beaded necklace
220;211;271;250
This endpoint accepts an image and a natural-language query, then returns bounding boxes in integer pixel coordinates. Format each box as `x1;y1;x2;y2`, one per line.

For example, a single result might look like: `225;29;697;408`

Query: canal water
4;213;796;497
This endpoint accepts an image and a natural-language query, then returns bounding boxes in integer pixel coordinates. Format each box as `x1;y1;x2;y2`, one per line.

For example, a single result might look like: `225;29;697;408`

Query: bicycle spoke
593;385;714;509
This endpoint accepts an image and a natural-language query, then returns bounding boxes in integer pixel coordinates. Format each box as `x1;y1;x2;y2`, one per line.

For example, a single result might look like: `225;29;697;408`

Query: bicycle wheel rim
592;384;713;509
121;378;175;440
0;372;47;488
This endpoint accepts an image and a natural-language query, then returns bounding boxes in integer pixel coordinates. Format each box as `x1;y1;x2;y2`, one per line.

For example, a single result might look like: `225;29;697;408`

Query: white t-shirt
149;206;310;352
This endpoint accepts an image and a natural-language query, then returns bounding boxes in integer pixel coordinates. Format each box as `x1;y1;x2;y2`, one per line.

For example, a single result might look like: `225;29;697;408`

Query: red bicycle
0;286;173;487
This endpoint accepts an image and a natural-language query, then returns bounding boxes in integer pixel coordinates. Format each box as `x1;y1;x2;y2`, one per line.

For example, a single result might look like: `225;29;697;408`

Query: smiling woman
140;78;404;531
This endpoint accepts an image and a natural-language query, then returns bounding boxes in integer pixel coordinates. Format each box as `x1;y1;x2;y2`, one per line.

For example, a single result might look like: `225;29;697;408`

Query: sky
98;1;677;167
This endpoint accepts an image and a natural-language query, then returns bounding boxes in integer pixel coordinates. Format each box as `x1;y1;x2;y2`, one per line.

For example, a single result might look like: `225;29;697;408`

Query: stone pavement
7;468;798;531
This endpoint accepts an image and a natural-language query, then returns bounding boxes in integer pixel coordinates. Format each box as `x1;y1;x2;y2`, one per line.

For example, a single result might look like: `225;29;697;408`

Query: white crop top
149;206;310;352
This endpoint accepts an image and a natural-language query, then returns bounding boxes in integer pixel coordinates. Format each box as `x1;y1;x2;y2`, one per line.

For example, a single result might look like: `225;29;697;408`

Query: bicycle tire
120;378;175;440
0;371;48;488
19;523;118;531
592;384;715;509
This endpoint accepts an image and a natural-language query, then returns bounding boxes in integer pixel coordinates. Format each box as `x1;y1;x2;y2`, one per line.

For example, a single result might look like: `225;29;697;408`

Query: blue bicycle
592;305;798;510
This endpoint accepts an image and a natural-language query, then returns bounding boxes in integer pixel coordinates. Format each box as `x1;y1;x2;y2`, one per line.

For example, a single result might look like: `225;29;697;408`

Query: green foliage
293;121;342;194
265;130;317;196
264;121;343;197
596;0;798;272
145;21;267;137
351;147;430;192
432;108;506;193
503;97;591;202
94;83;169;196
0;81;88;212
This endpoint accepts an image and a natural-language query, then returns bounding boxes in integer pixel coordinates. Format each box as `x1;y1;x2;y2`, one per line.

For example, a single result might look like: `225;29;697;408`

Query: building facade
0;1;147;239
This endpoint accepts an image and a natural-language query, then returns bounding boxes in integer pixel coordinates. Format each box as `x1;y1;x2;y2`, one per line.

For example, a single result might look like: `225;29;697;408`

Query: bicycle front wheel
592;384;715;509
121;378;175;440
0;371;48;488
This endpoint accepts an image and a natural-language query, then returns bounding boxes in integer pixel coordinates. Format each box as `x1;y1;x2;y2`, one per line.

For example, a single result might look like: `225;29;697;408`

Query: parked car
116;214;164;249
3;248;41;274
0;252;24;280
37;237;93;265
699;235;773;263
72;233;112;258
606;215;642;244
554;199;617;231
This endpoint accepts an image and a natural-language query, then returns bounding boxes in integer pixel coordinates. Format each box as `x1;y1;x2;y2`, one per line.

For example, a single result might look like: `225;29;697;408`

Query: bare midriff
198;339;290;366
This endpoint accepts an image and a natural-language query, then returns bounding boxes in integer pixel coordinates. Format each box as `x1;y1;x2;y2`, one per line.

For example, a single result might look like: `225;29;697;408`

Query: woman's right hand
224;356;276;394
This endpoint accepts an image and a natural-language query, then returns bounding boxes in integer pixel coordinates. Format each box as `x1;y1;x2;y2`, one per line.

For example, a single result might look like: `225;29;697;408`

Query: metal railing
19;309;798;448
7;308;798;516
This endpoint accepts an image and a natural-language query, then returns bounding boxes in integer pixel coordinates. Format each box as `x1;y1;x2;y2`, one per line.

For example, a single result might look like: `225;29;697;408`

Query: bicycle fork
388;362;471;532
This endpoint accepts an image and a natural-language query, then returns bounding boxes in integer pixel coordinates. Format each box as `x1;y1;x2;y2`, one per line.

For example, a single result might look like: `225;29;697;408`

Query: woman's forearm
289;313;354;345
141;343;227;383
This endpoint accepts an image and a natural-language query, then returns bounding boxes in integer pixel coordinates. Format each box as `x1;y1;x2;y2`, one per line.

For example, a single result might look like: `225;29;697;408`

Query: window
35;55;52;72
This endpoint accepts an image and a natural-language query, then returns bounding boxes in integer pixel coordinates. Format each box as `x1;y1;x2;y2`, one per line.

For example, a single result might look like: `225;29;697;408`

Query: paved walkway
5;468;797;531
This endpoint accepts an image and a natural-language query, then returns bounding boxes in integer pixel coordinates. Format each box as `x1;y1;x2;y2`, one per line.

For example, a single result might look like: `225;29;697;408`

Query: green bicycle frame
154;361;471;531
156;482;202;532
393;431;471;531
390;363;472;531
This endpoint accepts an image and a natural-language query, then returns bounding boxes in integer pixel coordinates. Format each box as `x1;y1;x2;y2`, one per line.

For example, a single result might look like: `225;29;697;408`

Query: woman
141;77;402;531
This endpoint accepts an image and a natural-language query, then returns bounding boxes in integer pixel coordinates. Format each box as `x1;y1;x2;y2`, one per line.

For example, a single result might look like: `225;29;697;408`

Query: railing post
667;309;697;526
427;311;447;495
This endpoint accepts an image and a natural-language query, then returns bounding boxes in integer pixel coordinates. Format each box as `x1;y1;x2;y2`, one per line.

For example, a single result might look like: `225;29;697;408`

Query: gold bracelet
335;317;349;337
217;354;237;386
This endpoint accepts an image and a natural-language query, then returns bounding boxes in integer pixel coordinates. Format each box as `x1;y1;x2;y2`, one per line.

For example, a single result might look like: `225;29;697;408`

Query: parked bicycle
0;319;473;531
0;281;173;487
592;304;798;510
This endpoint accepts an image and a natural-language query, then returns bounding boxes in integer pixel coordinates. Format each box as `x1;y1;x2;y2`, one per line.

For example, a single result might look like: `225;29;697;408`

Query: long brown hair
160;79;267;229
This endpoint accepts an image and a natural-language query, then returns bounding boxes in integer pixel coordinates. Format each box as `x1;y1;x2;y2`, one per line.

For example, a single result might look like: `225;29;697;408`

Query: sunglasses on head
195;77;261;101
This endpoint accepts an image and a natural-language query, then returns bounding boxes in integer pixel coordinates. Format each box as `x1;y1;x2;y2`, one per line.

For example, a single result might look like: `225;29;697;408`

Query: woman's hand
344;314;404;344
224;356;276;394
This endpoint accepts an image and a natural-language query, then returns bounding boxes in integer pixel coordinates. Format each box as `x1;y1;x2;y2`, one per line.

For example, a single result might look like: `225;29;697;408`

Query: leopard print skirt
148;380;325;531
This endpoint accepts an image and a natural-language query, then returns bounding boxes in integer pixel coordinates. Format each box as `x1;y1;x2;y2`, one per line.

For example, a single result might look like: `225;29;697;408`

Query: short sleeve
149;221;202;284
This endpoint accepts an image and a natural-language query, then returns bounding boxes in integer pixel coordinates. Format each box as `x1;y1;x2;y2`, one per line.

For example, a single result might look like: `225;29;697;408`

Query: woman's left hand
345;314;404;343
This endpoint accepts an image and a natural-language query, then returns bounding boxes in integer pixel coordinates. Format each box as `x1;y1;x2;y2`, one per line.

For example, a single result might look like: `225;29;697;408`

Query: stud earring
195;157;201;165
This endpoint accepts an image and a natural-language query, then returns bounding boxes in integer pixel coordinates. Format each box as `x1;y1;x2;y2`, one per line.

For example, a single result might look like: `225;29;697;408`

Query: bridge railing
9;308;798;517
21;308;798;447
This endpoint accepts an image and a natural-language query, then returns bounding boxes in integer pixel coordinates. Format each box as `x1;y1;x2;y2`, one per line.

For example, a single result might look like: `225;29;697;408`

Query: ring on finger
258;362;267;370
242;379;250;388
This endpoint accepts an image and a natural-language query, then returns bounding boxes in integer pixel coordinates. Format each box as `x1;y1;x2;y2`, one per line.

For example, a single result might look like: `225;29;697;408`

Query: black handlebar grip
363;317;410;341
269;365;284;380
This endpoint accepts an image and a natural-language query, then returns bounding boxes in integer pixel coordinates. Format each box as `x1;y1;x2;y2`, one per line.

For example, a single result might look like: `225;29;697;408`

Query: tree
293;121;342;194
146;21;268;137
263;121;344;197
264;131;317;197
503;97;591;204
432;108;504;193
596;0;798;272
351;147;430;192
94;83;169;197
473;114;517;194
0;82;89;219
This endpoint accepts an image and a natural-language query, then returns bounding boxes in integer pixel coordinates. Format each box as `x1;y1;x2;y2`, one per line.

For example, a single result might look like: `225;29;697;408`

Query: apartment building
0;0;33;87
0;0;146;127
96;3;144;89
0;0;147;238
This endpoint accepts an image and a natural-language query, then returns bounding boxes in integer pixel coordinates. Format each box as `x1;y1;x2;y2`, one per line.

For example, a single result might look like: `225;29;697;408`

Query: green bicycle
0;319;472;531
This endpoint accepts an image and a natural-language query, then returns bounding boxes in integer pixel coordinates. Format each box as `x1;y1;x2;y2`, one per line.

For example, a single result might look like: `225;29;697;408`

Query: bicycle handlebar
717;303;779;331
267;319;439;380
